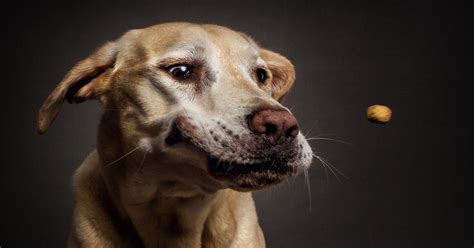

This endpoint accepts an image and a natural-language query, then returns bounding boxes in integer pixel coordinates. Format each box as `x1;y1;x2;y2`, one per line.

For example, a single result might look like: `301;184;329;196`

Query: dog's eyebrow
150;45;205;65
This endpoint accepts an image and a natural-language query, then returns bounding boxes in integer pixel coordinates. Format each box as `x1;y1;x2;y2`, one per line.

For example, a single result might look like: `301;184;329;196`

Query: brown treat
367;105;392;123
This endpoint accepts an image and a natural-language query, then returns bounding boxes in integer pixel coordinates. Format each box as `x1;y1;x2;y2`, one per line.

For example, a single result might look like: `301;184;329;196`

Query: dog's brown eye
256;68;268;83
168;64;192;80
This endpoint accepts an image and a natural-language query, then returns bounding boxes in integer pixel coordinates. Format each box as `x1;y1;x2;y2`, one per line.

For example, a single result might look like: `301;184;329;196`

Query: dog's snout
249;108;299;144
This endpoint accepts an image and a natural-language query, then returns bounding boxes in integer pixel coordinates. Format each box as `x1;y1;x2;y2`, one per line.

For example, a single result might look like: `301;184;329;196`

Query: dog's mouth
165;116;310;191
207;156;297;191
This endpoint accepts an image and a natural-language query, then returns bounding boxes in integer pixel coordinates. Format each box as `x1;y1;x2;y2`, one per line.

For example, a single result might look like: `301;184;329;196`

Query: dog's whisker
306;137;353;146
226;162;234;173
304;127;314;138
322;160;330;185
107;146;141;166
312;154;348;182
303;168;312;211
138;150;148;172
312;154;340;182
216;157;224;170
318;155;348;180
323;160;341;182
310;155;330;185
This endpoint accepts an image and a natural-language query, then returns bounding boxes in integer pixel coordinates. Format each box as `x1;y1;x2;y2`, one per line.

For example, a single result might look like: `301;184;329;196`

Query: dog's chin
207;156;298;191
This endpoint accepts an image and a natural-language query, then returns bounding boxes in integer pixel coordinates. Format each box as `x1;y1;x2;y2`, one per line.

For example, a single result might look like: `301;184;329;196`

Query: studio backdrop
2;0;473;247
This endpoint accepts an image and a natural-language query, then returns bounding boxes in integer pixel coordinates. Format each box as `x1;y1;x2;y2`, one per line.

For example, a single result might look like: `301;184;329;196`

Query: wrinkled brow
152;45;206;64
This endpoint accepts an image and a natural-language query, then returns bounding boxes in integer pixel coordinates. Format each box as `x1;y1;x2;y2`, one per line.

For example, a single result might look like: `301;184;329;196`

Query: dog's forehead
131;23;259;62
201;24;259;56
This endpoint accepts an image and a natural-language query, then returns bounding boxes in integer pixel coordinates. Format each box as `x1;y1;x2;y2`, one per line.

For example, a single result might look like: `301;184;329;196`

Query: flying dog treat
367;105;392;123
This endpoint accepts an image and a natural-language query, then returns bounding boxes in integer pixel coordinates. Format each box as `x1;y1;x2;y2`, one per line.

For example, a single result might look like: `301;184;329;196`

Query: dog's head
37;23;312;192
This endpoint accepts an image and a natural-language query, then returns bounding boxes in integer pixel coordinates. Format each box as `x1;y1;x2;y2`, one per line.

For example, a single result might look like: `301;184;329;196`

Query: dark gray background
2;0;473;247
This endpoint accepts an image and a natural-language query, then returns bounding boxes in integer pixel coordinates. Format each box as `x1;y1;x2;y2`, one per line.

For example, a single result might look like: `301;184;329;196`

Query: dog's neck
120;185;234;247
100;154;240;247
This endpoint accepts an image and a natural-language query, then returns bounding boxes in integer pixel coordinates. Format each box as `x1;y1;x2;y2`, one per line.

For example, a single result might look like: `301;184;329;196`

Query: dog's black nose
249;108;299;144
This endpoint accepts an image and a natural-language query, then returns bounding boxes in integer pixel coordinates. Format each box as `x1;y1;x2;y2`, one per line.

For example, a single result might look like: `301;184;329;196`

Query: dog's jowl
37;23;313;248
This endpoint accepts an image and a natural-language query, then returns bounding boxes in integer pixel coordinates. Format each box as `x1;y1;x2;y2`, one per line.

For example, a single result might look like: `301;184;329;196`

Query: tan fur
38;22;311;247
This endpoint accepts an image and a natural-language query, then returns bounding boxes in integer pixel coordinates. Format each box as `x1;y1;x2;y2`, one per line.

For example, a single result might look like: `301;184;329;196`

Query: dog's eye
168;64;193;80
256;68;268;83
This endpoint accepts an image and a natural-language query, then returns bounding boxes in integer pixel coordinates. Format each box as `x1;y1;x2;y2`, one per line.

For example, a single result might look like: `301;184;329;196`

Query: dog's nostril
264;123;278;135
286;124;299;138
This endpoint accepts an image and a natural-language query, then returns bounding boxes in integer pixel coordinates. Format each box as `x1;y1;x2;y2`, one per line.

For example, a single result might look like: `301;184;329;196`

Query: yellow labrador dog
37;22;313;247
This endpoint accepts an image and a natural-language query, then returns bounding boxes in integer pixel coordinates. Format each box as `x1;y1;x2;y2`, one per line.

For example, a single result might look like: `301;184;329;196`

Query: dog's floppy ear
260;49;296;102
36;42;117;134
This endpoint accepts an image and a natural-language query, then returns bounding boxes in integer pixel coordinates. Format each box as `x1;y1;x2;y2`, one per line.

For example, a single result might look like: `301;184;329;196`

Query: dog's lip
165;121;185;146
208;157;294;177
207;156;297;190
